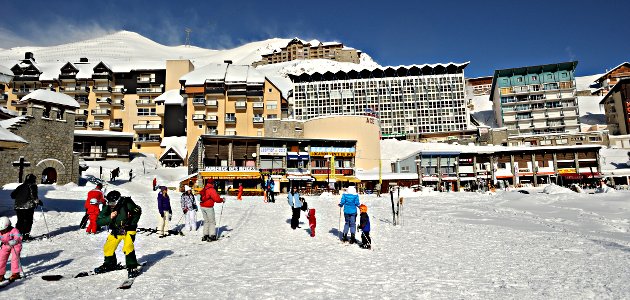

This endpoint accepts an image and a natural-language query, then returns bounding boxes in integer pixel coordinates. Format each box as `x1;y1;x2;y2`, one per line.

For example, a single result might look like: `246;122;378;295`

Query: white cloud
0;18;119;48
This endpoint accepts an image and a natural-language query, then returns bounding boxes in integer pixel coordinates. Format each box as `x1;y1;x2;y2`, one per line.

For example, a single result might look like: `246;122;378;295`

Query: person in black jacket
10;174;42;240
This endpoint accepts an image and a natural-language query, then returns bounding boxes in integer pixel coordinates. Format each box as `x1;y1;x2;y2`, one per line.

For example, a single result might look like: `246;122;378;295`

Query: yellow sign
557;168;576;174
310;152;355;157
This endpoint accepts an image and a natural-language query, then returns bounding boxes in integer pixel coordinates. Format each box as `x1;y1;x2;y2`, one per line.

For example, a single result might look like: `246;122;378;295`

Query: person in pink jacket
0;216;23;282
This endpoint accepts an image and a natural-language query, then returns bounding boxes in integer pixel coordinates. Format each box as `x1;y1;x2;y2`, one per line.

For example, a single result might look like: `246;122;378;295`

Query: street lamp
324;154;332;192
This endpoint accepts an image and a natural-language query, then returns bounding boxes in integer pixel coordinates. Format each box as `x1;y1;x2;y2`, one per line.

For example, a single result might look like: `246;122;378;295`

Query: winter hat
106;190;122;203
160;186;168;191
359;204;368;213
0;216;10;231
346;186;357;195
184;185;191;192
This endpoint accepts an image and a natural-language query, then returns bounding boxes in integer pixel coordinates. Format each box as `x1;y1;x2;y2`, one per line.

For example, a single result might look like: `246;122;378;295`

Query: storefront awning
560;173;582;180
199;171;261;180
287;175;314;181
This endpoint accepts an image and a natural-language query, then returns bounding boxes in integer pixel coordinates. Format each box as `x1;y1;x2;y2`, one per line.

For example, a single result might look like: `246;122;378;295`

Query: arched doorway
42;167;57;184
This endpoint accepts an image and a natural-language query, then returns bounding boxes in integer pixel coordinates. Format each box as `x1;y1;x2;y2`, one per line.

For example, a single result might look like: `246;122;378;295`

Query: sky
0;0;628;77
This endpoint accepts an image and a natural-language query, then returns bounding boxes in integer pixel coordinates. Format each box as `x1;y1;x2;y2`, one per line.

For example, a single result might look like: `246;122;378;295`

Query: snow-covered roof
594;62;630;83
74;130;134;138
0;106;18;118
287;62;469;79
0;125;27;146
600;148;630;171
160;136;187;161
266;75;293;99
110;60;166;73
577;95;606;125
225;65;250;83
0;116;28;129
180;63;268;86
0;64;13;83
246;67;265;85
21;89;80;108
155;89;184;105
180;63;229;85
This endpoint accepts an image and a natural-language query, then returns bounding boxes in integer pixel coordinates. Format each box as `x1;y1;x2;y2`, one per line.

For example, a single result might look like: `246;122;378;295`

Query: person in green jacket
95;190;143;278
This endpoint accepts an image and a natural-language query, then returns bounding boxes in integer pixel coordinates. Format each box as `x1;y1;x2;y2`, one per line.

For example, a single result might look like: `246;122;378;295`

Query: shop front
199;166;261;195
310;146;356;191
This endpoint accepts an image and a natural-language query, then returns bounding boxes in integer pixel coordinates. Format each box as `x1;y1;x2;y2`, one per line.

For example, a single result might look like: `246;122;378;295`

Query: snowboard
117;261;154;289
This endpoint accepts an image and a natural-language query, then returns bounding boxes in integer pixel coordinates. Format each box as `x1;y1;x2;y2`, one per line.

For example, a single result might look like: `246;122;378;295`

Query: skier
157;186;172;238
128;169;133;182
306;207;316;237
95;191;142;278
180;185;198;231
0;217;23;282
199;180;224;242
357;204;371;249
287;186;302;229
237;183;243;201
84;183;106;234
152;177;157;191
10;174;42;241
375;182;381;197
338;185;360;243
267;179;275;203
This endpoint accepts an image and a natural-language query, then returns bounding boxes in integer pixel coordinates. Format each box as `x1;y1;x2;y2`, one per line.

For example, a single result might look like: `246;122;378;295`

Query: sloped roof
0;125;27;148
599;77;630;105
180;63;229;85
225;65;250;83
594;62;630;83
160;136;187;161
21;89;80;108
155;89;184;105
74;130;134;138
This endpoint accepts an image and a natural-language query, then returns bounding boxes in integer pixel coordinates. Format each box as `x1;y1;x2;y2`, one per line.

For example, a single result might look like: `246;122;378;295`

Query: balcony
12;75;39;82
92;73;112;80
112;86;125;94
133;123;162;131
59;86;90;94
137;87;163;95
134;135;162;143
93;86;112;94
74;120;88;128
75;109;89;118
111;99;124;107
96;97;112;105
247;90;264;97
192;97;206;106
91;109;111;116
252;102;264;110
89;121;104;128
225;117;237;125
0;93;7;102
12;88;36;95
253;116;264;124
109;122;123;131
137;76;155;83
205;115;218;123
205;99;218;107
136;98;154;106
59;73;76;80
192;114;205;122
227;89;247;96
205;87;224;94
235;101;247;110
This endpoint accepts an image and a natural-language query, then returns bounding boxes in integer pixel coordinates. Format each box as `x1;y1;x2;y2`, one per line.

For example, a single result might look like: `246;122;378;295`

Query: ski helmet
359;204;368;213
0;216;10;231
106;190;121;204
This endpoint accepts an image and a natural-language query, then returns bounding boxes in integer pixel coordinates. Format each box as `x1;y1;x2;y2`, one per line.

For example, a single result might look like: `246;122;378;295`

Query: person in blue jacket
287;186;302;229
338;185;360;243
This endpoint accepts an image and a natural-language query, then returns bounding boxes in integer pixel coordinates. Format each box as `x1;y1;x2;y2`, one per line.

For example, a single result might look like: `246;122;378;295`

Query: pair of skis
41;261;152;289
136;227;184;237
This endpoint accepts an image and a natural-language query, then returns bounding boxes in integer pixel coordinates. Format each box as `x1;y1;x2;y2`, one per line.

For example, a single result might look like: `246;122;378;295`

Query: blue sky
1;0;628;77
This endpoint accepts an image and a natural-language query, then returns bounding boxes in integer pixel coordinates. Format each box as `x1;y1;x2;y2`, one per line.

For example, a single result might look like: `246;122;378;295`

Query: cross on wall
12;156;31;183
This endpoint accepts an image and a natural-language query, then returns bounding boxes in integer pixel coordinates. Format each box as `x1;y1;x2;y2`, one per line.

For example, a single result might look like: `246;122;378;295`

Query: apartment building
178;62;288;156
489;61;580;135
592;62;630;96
252;38;360;67
3;52;193;160
289;63;470;137
599;77;630;135
466;76;492;96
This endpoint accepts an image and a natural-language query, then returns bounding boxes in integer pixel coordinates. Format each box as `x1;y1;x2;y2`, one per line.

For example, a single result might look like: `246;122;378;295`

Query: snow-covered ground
1;159;629;299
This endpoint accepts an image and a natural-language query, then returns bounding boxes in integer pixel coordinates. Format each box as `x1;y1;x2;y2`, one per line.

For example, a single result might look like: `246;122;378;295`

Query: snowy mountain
0;31;379;74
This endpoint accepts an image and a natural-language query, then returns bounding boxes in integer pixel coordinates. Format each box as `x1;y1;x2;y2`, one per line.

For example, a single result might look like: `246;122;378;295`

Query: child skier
306;208;316;237
180;185;197;231
0;216;23;281
357;204;371;249
84;183;106;234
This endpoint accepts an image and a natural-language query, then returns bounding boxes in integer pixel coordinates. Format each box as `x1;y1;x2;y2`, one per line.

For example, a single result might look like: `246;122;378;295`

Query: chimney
25;52;34;61
79;57;88;63
224;60;232;65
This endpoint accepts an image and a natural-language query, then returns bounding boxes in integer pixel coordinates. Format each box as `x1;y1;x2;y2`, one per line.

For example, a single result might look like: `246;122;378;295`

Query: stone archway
34;159;66;183
42;167;57;184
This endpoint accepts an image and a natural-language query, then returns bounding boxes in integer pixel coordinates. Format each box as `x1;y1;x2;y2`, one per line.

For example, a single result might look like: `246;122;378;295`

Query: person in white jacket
180;186;198;231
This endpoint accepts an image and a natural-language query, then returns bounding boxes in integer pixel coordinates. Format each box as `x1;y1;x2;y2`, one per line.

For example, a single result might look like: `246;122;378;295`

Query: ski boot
208;235;218;242
8;273;21;281
349;234;356;244
127;267;140;278
342;234;348;242
94;263;122;274
202;235;209;242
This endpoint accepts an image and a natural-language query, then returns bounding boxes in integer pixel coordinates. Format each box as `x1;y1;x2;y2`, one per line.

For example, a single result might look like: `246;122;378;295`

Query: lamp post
324;154;332;192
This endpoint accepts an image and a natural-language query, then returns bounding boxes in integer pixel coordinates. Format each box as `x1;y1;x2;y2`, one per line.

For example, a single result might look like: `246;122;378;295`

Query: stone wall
0;105;79;186
263;120;304;138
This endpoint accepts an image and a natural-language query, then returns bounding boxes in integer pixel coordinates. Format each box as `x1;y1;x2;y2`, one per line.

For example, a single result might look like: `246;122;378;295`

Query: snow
224;65;250;83
578;95;606;125
154;89;184;105
0;125;27;144
0;116;28;130
180;63;229;85
21;89;80;108
575;74;602;92
159;136;187;161
599;148;630;171
542;184;574;194
266;75;294;99
0;161;628;298
74;130;134;138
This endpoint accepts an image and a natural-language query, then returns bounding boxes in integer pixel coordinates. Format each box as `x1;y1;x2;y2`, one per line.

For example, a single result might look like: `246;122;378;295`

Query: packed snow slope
0;159;629;299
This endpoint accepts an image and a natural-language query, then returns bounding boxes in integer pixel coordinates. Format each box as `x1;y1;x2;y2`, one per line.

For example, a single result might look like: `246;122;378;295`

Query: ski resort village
0;3;630;298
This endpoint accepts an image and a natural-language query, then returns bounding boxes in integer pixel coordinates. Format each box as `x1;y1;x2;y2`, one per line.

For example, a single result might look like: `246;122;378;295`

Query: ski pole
10;245;25;278
338;207;342;240
173;213;185;235
215;199;226;239
39;205;51;239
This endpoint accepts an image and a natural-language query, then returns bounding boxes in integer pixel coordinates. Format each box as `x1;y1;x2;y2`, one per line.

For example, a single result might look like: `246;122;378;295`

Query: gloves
338;204;342;207
8;240;17;246
183;208;188;214
160;212;164;218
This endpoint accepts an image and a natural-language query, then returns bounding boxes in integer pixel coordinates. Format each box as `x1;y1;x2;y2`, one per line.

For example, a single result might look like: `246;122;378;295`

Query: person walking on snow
237;183;244;201
85;183;106;234
357;204;371;249
267;179;276;203
338;185;360;243
157;186;172;237
180;185;198;231
152;177;157;191
307;208;316;237
199;180;224;242
287;186;302;229
0;217;23;282
95;191;142;278
10;174;42;241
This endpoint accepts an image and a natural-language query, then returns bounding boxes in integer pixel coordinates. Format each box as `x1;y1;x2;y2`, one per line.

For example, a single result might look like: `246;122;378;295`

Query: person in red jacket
237;183;243;201
84;183;106;234
307;208;316;237
199;180;225;242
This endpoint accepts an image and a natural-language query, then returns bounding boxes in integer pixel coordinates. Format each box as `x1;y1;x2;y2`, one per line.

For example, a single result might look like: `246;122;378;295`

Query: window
516;77;523;83
268;88;272;92
266;101;278;110
267;114;278;119
225;113;235;121
198;124;203;129
137;108;156;116
43;105;52;118
56;108;65;120
531;76;538;81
